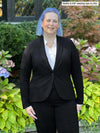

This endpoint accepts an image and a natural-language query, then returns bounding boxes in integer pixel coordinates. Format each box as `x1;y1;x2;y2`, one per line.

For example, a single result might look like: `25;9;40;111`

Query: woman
20;7;83;133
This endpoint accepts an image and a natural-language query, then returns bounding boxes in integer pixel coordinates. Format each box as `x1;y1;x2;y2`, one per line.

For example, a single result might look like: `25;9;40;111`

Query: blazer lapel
54;36;63;70
39;36;52;72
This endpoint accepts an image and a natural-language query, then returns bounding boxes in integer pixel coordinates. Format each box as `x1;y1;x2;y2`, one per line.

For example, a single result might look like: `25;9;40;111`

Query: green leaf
94;97;100;103
94;91;100;96
84;113;91;125
94;109;100;121
86;99;94;107
81;105;87;115
4;51;9;55
1;78;8;86
86;85;93;92
5;54;12;58
85;89;92;96
92;94;97;101
8;111;16;124
0;118;5;130
15;101;23;109
14;106;22;117
28;116;34;123
94;103;100;111
22;109;28;116
12;119;21;130
84;81;92;88
0;108;4;113
0;101;4;107
5;103;14;110
2;110;8;121
17;117;25;127
95;42;100;49
89;107;94;118
83;94;88;103
5;120;12;130
7;83;16;89
11;126;18;133
92;56;98;62
78;39;87;45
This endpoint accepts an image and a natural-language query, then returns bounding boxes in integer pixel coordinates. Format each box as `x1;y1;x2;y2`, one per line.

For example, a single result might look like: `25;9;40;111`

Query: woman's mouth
48;27;54;30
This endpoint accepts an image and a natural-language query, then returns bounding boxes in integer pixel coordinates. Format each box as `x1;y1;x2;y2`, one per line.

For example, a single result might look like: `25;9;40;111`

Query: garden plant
0;50;34;133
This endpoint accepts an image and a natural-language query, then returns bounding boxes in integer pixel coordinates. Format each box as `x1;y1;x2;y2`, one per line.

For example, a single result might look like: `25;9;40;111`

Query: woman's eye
47;19;51;22
53;20;57;23
46;19;58;23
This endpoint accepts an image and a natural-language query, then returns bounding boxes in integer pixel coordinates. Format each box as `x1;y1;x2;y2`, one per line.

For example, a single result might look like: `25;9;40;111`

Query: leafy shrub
0;24;33;56
0;24;34;70
71;38;100;82
0;50;34;133
0;78;34;133
15;21;37;37
61;6;100;45
78;78;100;125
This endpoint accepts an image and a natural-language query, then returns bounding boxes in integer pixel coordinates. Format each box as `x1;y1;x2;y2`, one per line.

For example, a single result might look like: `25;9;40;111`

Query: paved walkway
25;128;100;133
25;122;100;133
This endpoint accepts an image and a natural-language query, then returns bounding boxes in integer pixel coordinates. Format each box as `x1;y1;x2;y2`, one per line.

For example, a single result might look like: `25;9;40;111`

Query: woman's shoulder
27;36;42;48
57;36;73;43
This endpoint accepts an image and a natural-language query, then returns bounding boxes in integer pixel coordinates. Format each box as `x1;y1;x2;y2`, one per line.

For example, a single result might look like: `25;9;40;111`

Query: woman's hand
77;104;82;113
25;106;37;121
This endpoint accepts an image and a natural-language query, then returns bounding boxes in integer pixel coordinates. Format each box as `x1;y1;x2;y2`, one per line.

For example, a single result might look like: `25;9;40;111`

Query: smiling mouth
48;27;55;30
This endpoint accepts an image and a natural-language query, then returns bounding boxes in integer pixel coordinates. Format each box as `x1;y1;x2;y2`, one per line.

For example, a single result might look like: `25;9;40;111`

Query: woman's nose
50;21;54;25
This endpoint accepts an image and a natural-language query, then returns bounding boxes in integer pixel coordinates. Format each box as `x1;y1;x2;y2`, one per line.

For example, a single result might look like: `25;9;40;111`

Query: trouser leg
55;100;79;133
31;102;56;133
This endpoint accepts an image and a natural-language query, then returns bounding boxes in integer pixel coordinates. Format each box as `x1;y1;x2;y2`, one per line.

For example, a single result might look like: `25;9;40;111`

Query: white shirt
44;37;57;70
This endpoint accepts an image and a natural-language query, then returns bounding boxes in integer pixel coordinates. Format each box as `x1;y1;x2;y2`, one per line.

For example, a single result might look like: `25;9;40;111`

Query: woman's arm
71;40;84;104
20;43;32;109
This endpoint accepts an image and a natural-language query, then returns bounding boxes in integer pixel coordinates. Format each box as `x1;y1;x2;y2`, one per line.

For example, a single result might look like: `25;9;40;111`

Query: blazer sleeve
20;43;32;109
70;40;84;104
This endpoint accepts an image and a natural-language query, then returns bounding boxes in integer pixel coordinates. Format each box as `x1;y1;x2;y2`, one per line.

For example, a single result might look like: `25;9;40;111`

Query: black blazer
20;36;83;109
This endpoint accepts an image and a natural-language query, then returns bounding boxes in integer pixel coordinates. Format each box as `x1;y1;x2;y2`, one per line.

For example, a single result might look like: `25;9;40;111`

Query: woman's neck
43;33;56;44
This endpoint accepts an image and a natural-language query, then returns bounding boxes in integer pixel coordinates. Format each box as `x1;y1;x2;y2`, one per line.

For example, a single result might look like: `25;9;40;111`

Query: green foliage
78;79;100;125
0;50;34;133
15;21;37;38
0;23;34;70
0;24;33;57
0;78;34;133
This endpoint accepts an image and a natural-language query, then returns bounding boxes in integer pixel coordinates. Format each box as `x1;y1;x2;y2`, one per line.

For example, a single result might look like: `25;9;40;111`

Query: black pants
31;85;79;133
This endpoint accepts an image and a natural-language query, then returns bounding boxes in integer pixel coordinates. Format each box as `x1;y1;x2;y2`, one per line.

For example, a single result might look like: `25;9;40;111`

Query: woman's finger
29;113;38;120
25;106;37;120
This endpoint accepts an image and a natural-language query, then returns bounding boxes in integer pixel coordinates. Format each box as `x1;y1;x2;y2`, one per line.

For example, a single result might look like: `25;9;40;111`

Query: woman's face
41;12;59;35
